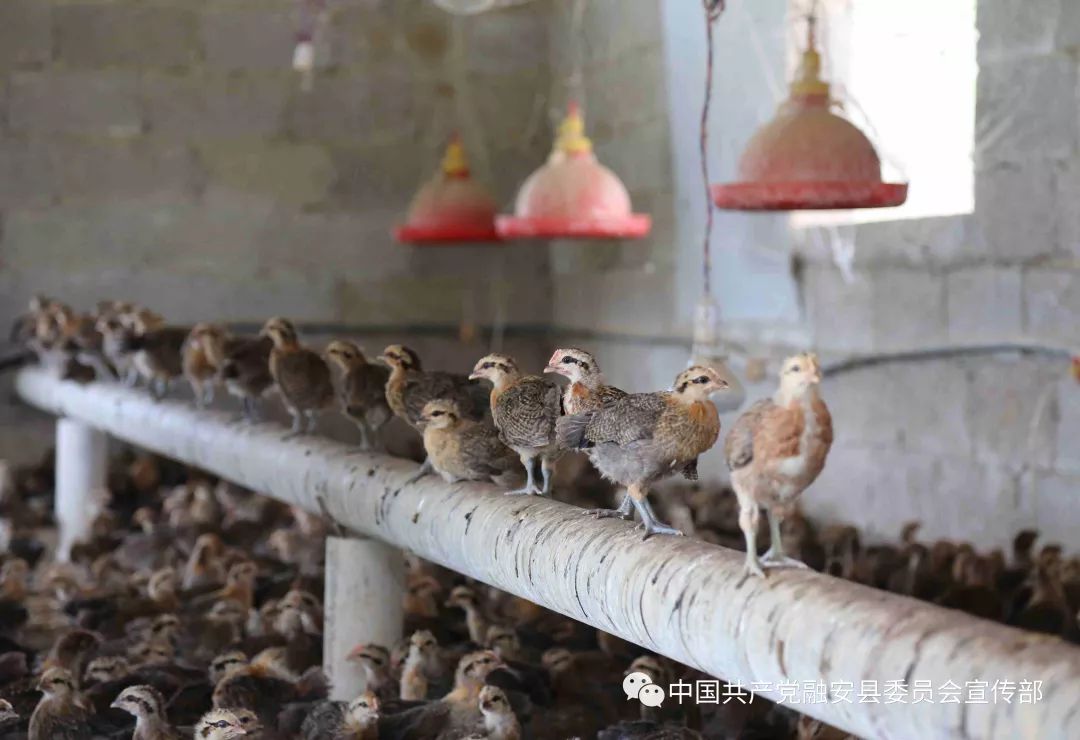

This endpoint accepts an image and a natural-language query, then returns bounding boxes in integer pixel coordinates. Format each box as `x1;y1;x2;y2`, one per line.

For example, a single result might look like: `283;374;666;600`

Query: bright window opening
791;0;976;226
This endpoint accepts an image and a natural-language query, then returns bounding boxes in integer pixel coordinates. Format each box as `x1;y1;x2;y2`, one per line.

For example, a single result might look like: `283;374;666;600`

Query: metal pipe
13;367;1080;739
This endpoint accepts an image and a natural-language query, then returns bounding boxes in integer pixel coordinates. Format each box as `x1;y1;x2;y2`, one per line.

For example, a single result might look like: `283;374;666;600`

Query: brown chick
262;318;334;436
558;366;728;538
325;340;393;451
378;344;489;483
544;347;627;414
123;316;189;400
184;323;228;407
420;400;522;488
379;650;503;740
345;644;395;700
198;328;275;423
724;353;832;577
0;698;18;732
110;685;180;740
301;691;381;740
469;354;562;497
445;585;489;645
29;667;90;740
401;630;440;701
477;685;520;740
195;708;262;740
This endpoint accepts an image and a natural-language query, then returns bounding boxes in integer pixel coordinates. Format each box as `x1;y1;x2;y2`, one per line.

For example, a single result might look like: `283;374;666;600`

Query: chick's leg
402;457;434;487
630;485;684;539
737;492;765;578
762;507;808;570
585;491;634;520
505;454;542;496
540;456;556;497
283;408;305;439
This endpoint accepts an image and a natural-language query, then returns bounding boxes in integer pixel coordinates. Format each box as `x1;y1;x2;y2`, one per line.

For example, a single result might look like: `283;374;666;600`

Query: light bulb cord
700;1;725;301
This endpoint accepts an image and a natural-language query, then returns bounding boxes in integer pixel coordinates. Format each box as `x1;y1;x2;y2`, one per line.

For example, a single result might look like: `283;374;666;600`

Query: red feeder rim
394;136;502;246
497;104;652;241
711;16;907;213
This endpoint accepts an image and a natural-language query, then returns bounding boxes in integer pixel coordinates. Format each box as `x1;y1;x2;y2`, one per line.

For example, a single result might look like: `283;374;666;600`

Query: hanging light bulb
496;103;651;240
710;11;907;211
394;135;501;245
689;296;746;412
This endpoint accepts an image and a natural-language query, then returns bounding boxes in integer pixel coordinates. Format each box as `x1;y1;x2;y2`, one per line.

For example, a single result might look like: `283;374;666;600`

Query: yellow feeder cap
441;134;470;177
555;102;593;156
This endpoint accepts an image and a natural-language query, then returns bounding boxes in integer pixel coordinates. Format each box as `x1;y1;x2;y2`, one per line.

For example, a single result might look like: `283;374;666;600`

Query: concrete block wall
0;0;555;461
0;0;553;329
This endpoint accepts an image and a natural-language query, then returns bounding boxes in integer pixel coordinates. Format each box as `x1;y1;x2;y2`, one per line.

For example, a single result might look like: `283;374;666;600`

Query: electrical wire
700;0;726;300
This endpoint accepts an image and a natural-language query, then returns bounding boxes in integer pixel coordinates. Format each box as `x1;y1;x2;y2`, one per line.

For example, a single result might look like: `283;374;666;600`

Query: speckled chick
544;347;627;414
325;340;393;450
558;366;728;538
725;353;832;577
469;354;562;497
110;685;180;740
195;708;261;740
122;314;189;400
185;323;228;407
203;330;274;423
262;317;334;436
29;667;90;740
420;399;523;488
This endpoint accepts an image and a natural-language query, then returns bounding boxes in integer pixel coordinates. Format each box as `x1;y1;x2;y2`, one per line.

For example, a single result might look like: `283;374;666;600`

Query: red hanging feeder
496;104;651;240
394;136;501;245
711;17;907;212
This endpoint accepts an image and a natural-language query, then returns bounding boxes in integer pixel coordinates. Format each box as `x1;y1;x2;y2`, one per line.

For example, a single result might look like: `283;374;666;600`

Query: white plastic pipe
54;418;108;562
324;536;405;700
13;368;1080;739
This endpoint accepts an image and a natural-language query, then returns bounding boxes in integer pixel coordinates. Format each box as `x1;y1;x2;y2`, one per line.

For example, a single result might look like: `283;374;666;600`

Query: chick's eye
790;364;801;373
560;356;575;364
482;362;493;369
431;411;443;417
695;376;709;384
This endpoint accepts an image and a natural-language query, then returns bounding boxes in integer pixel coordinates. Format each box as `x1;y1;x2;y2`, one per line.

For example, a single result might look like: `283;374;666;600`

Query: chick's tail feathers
556;412;594;450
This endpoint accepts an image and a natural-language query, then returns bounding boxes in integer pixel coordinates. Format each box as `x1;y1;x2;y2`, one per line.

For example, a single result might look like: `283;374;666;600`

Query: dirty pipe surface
14;368;1080;740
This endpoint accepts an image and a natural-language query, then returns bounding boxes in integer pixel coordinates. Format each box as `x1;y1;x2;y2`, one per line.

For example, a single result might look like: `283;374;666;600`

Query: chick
195;708;261;740
110;685;180;740
378;344;488;482
558;367;728;538
122;317;189;400
324;340;392;451
29;667;90;740
184;322;227;408
345;644;394;699
379;650;503;740
0;699;18;732
724;353;833;577
420;400;522;487
301;691;381;740
262;318;334;436
400;629;438;701
544;347;627;414
477;685;520;740
198;328;274;423
469;354;562;496
445;585;488;645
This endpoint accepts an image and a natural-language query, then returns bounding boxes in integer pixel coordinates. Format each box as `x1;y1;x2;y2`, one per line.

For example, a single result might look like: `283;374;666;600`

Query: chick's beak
467;371;482;380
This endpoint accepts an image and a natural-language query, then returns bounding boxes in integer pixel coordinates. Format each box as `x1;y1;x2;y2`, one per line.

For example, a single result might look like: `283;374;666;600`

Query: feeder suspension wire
700;1;725;299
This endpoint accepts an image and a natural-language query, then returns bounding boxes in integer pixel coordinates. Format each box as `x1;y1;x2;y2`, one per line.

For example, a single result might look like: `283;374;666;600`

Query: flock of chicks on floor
0;449;847;740
0;449;1077;740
